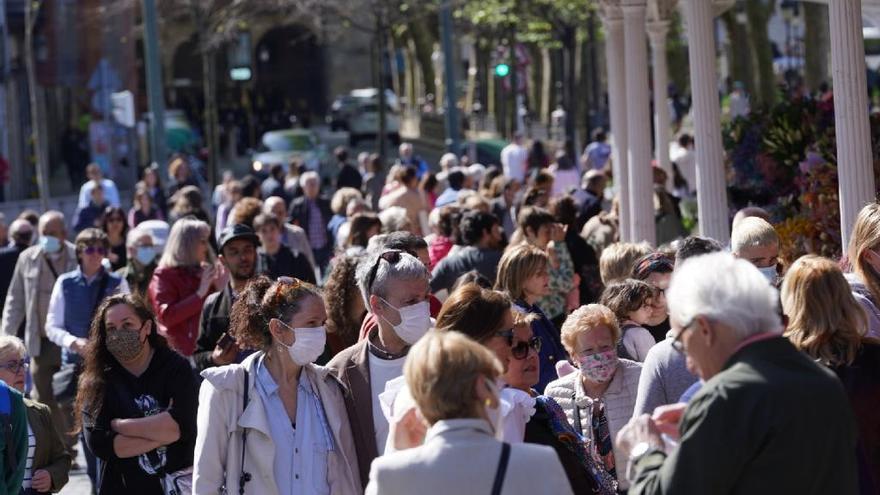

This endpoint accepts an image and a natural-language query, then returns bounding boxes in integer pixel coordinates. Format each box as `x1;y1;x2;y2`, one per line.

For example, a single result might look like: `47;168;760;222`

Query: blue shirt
434;187;460;208
255;357;332;495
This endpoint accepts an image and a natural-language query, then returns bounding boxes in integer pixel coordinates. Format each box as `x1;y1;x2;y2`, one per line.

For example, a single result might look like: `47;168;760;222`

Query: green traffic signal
495;63;511;77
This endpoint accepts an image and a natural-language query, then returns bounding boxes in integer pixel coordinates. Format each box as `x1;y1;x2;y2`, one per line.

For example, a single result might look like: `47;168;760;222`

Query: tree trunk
408;17;436;99
563;27;577;157
376;18;389;159
25;0;49;210
746;0;778;108
803;2;829;92
540;47;551;126
720;10;757;98
191;1;219;189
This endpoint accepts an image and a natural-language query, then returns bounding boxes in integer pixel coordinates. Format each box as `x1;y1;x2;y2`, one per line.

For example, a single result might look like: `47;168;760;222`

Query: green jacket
0;384;27;495
24;398;71;492
630;337;858;495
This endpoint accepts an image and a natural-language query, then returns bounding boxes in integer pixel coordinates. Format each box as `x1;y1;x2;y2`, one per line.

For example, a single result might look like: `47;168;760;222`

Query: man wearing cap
193;224;259;371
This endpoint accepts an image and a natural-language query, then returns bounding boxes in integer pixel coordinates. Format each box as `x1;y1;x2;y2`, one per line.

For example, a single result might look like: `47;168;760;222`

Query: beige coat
193;352;361;495
0;242;77;357
365;419;573;495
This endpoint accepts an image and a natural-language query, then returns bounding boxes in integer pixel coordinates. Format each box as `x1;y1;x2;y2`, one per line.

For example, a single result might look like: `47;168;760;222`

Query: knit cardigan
544;359;642;487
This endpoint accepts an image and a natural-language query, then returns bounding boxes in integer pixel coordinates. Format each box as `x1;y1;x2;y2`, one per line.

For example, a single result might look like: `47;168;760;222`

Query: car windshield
263;133;314;152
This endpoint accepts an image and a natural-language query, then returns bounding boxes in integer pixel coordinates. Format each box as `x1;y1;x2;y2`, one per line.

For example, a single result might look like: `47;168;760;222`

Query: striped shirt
21;420;35;489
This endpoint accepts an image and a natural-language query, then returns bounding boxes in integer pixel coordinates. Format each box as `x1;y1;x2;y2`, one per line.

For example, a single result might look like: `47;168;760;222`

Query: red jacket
148;265;210;356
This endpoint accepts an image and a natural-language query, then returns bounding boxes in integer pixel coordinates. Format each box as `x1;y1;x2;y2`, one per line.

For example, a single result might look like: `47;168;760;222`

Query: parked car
251;128;329;179
326;88;401;146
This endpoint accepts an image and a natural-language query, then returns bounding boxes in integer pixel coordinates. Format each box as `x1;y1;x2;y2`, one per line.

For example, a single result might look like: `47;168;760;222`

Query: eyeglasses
366;250;403;291
671;319;696;353
83;246;107;256
511;336;542;360
0;359;28;375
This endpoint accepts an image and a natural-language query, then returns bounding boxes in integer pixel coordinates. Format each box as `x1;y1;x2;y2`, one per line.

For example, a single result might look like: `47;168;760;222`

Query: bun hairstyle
230;276;322;350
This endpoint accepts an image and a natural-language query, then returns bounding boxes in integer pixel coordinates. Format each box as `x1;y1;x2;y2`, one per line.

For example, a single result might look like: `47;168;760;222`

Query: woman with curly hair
193;276;360;494
323;255;367;355
76;294;198;495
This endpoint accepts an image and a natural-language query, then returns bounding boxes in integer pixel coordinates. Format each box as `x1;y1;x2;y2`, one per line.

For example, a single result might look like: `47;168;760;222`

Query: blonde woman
515;206;574;329
0;336;70;493
544;304;642;489
495;244;569;392
781;255;880;490
148;218;223;356
846;202;880;339
366;331;573;495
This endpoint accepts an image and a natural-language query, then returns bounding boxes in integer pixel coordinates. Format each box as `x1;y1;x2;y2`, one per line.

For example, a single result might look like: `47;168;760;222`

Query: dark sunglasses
271;276;305;306
511;336;542;360
366;250;404;291
83;246;107;256
108;217;125;223
0;359;28;375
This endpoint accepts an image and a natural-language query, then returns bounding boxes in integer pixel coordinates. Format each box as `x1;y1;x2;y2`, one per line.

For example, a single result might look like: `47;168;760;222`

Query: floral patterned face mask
577;349;619;383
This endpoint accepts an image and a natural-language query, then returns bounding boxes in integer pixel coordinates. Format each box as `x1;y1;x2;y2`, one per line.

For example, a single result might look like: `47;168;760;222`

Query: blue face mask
39;235;61;254
135;246;156;265
758;265;777;284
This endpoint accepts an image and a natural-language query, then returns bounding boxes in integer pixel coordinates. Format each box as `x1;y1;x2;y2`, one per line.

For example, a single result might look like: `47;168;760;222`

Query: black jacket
193;285;234;371
0;244;26;316
288;196;332;247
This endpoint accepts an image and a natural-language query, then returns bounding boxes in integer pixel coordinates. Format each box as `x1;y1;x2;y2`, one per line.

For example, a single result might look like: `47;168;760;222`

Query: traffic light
494;63;511;78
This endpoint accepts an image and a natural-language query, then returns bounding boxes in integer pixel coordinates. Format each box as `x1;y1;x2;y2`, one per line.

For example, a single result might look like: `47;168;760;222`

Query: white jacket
193;352;361;495
366;419;573;495
544;359;642;487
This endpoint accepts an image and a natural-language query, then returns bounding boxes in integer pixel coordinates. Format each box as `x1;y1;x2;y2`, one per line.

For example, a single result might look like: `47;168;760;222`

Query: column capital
621;0;648;16
599;0;624;23
647;20;670;42
647;0;678;23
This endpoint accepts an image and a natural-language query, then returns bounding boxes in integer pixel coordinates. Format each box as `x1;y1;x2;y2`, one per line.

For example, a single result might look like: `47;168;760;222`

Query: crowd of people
0;134;873;495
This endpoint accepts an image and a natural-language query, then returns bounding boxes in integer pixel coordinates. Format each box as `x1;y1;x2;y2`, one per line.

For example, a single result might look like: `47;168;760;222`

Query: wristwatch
626;441;663;482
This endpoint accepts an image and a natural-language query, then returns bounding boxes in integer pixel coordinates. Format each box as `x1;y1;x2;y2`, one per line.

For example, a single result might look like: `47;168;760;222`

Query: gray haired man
327;249;430;489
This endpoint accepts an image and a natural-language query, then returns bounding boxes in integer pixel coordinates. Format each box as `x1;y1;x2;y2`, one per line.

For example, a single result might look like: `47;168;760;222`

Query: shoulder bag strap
92;272;111;317
44;256;59;279
490;442;511;495
238;369;251;495
571;391;583;434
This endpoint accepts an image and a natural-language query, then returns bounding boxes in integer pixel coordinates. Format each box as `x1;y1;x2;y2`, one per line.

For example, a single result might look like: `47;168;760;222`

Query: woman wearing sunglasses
194;276;361;494
0;336;70;494
503;312;616;494
100;207;129;271
494;244;569;392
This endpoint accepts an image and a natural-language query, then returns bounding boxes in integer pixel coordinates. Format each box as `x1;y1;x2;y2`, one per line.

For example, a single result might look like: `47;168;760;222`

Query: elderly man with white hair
730;216;779;284
262;195;316;273
288;170;332;274
616;252;858;494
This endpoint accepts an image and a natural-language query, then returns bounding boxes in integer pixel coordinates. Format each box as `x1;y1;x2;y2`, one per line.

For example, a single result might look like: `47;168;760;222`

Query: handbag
52;273;110;404
51;362;81;404
163;466;193;495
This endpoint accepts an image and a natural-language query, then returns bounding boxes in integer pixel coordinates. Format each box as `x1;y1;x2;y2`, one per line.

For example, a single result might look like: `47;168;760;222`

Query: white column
622;0;655;245
648;21;672;188
602;8;631;242
683;0;729;244
830;0;875;248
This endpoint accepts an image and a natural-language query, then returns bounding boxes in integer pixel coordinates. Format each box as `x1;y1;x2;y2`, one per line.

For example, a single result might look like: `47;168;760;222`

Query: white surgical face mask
378;298;431;345
276;321;326;366
757;265;777;284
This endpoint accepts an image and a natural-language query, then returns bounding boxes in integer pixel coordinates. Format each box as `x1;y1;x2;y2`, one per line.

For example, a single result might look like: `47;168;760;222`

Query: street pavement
59;442;90;494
